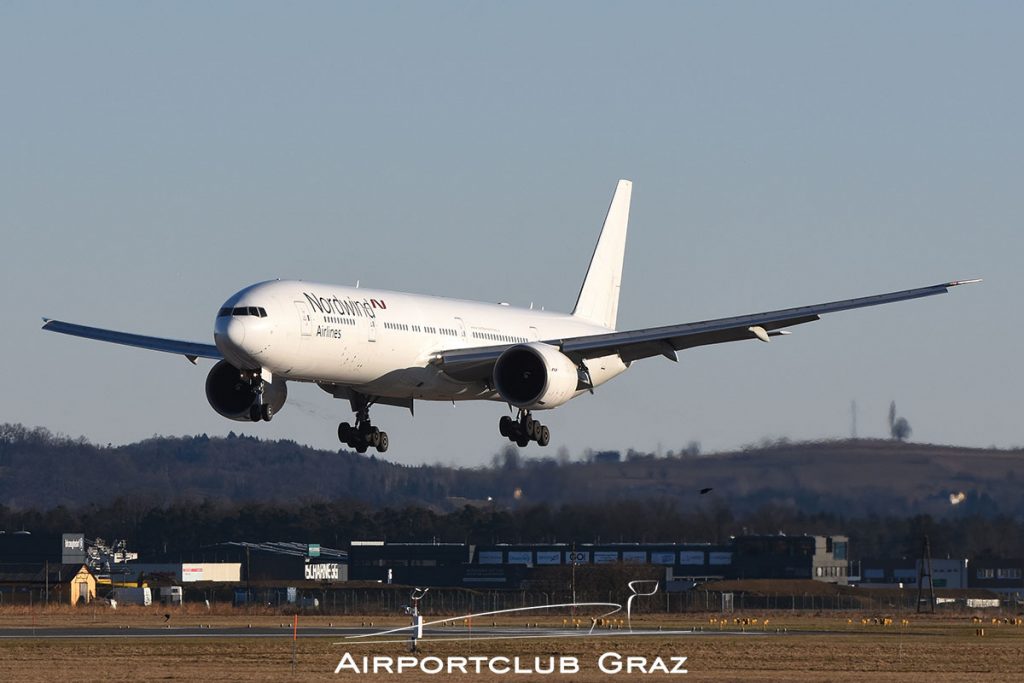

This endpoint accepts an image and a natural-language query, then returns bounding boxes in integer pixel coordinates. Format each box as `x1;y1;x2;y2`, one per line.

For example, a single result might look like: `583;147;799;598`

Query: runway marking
334;629;707;646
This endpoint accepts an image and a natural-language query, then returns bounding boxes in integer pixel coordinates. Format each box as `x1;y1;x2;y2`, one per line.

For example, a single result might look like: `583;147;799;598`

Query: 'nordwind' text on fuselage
303;292;386;319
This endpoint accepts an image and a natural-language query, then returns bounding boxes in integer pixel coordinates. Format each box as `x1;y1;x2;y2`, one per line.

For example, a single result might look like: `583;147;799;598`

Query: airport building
855;558;969;590
968;558;1024;595
7;529;1018;605
136;541;349;584
345;534;852;589
0;532;97;605
0;563;96;606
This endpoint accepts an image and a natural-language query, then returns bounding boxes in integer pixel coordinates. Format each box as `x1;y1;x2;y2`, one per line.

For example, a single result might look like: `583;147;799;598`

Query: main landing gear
499;410;550;447
338;396;389;454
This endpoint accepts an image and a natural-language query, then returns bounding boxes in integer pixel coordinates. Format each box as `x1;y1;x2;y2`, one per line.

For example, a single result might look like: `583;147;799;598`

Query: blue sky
2;2;1019;465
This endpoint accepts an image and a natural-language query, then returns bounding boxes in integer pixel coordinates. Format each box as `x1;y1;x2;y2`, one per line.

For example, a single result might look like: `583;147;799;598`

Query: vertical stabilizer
572;179;632;329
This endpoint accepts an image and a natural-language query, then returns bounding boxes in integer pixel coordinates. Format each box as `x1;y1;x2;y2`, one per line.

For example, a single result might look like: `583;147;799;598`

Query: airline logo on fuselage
303;292;386;319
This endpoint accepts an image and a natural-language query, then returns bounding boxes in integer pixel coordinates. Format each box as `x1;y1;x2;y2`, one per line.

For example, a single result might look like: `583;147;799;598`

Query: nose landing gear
244;371;273;422
338;395;389;454
499;410;550;447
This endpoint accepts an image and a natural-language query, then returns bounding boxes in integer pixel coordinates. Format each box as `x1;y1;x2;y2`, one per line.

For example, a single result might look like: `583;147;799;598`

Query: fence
224;586;999;616
0;584;1005;616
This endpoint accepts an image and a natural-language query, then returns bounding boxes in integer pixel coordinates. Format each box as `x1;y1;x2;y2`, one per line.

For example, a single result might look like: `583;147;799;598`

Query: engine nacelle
205;360;287;422
493;343;580;410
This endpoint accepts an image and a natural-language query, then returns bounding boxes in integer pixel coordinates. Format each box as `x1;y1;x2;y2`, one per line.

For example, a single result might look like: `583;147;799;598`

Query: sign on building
304;563;340;580
478;551;503;564
622;551;647;564
308;544;321;558
536;551;561;565
507;551;532;565
709;552;733;566
680;551;705;565
650;551;675;565
61;533;86;564
594;551;619;564
567;551;590;565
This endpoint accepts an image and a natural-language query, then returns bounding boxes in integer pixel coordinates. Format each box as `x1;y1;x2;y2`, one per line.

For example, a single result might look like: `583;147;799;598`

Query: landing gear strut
338;395;389;454
499;410;550;447
245;371;273;422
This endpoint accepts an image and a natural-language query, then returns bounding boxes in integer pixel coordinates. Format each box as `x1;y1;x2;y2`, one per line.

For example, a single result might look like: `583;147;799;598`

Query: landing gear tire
261;404;274;422
249;405;261;422
499;410;552;447
338;422;352;443
342;396;391;454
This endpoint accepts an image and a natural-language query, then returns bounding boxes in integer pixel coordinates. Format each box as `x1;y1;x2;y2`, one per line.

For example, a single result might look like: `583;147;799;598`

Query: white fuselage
213;280;628;407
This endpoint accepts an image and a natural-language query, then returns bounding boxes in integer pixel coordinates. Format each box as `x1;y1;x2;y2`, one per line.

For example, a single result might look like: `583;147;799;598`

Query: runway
0;625;808;640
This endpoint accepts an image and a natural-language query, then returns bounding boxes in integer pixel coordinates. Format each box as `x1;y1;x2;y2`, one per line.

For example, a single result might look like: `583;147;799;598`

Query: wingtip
949;278;983;287
41;317;52;327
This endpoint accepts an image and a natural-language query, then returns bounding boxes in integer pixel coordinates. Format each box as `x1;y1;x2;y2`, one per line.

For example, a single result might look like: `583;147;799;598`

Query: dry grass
1;607;1023;682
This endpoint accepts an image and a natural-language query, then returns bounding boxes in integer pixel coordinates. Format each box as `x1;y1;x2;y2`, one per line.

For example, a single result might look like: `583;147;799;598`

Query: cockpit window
218;306;269;318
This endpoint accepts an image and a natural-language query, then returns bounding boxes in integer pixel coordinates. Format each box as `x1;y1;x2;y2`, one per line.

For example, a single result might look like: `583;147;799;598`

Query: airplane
42;180;979;454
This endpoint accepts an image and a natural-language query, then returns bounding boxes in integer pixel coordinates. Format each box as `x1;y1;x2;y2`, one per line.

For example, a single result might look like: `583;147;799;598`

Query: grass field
1;607;1022;682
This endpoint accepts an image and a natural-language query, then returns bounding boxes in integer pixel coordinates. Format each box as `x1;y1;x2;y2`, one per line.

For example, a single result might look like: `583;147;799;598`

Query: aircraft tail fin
572;179;632;330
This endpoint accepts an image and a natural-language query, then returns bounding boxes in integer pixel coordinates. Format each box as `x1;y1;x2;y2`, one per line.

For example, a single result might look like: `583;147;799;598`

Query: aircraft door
368;317;376;342
529;326;539;342
294;302;313;336
454;317;467;346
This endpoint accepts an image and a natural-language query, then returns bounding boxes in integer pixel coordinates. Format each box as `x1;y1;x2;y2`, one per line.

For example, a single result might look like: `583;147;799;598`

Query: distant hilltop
0;423;1021;517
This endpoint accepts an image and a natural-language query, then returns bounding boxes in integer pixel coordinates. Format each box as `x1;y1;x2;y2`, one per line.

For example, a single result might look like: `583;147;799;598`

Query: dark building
968;558;1024;595
136;541;348;583
348;541;470;586
0;532;86;565
341;535;851;589
730;535;849;584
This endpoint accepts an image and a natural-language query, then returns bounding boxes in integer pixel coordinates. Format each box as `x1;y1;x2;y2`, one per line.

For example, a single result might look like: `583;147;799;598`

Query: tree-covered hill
1;423;1021;518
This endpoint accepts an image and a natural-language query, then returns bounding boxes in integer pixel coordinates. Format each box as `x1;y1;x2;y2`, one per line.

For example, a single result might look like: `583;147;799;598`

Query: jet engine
205;360;287;421
492;343;580;409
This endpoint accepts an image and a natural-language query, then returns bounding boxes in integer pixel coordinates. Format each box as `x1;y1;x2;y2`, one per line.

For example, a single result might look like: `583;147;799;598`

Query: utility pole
916;535;936;613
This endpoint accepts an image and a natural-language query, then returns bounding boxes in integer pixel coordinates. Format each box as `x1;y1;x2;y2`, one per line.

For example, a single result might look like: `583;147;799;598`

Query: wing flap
42;318;221;362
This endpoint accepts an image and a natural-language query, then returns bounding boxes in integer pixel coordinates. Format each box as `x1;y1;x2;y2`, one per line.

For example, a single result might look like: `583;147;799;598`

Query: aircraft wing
41;318;221;364
435;279;980;381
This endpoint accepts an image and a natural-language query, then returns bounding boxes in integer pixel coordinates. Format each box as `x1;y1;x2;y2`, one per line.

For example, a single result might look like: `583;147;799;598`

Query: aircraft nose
225;318;246;347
